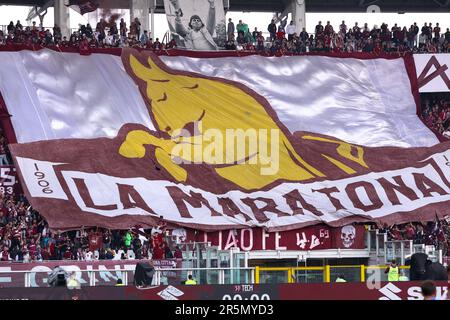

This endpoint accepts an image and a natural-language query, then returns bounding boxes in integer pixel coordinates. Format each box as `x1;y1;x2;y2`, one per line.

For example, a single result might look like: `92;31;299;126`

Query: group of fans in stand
224;19;450;54
422;93;450;138
1;17;449;55
0;18;177;51
381;219;450;256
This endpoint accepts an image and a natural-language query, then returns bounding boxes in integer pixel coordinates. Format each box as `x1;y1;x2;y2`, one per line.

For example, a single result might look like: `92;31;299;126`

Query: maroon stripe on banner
0;91;18;144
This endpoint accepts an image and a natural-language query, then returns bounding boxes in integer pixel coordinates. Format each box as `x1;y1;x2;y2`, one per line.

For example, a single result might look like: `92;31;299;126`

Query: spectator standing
124;230;132;249
133;18;141;39
252;27;259;42
53;24;62;42
315;21;324;35
236;20;249;37
7;21;14;34
286;21;296;41
120;18;127;38
413;22;419;46
268;19;276;42
339;20;347;34
385;259;400;281
434;23;441;43
227;18;235;41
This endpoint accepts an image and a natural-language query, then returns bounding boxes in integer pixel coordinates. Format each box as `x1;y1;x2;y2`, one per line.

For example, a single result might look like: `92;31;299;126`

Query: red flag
68;0;99;15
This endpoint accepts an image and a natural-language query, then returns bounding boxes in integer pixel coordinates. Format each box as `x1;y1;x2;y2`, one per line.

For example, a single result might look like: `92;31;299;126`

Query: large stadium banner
1;48;450;232
163;0;227;50
414;54;450;93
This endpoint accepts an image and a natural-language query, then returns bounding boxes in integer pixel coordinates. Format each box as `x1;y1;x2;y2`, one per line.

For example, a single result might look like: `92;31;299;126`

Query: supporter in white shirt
105;32;114;46
286;21;296;41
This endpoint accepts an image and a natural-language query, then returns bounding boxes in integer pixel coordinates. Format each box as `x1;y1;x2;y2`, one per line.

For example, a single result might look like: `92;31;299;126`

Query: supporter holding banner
163;0;226;50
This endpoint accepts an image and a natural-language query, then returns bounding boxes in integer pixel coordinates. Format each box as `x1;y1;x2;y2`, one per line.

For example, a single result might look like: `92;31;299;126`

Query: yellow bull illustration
119;52;326;190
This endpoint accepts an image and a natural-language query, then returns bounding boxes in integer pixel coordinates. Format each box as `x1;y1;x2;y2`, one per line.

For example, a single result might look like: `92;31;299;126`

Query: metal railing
0;264;415;288
254;265;411;284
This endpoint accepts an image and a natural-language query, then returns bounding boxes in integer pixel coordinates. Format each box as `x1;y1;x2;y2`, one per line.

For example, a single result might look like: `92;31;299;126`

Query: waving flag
0;48;449;232
68;0;99;15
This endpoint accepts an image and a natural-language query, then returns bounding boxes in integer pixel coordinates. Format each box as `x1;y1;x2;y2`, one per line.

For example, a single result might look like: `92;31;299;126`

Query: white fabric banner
0;49;154;143
0;50;438;148
161;55;439;148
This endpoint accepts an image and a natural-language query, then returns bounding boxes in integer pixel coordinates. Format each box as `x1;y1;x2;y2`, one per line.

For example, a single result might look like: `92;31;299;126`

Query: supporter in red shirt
152;243;165;260
88;230;102;252
79;36;91;56
174;246;183;259
276;30;285;40
63;246;73;260
324;21;334;35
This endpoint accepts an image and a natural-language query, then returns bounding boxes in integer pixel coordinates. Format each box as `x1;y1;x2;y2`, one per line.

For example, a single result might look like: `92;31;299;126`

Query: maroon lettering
117;184;156;214
345;181;383;211
73;178;118;211
377;176;419;205
283;189;323;216
218;197;252;221
413;173;448;198
166;186;222;218
312;187;346;211
241;197;289;223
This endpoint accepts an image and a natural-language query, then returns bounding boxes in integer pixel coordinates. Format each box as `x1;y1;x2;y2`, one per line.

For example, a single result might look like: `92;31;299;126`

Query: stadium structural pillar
54;0;70;38
150;4;155;40
130;0;150;36
291;0;306;34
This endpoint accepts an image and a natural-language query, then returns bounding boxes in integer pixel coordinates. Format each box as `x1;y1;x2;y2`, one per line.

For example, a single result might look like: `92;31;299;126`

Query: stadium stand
1;18;449;54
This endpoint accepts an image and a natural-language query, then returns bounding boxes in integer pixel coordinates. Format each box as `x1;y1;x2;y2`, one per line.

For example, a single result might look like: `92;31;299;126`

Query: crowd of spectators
1;17;450;55
421;93;450;138
225;18;450;55
0;18;176;51
380;218;450;256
